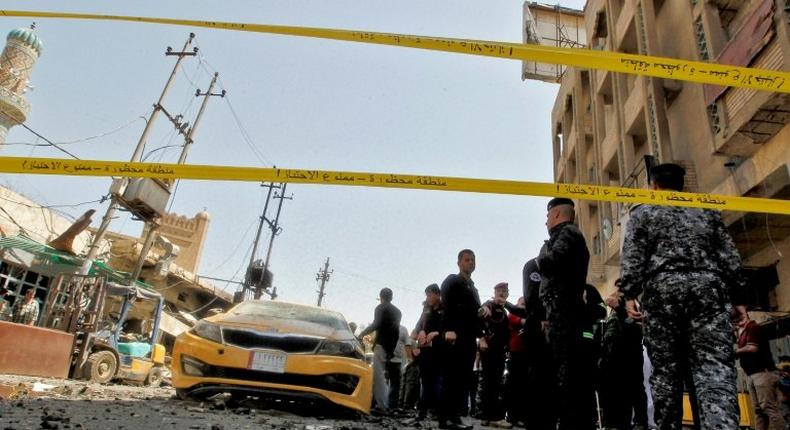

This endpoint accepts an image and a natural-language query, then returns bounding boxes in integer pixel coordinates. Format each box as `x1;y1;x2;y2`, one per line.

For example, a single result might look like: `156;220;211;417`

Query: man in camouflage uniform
619;163;747;430
537;197;596;430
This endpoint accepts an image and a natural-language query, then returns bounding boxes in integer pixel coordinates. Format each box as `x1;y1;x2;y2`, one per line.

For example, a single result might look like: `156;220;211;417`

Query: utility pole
254;183;292;300
80;34;197;276
129;71;225;282
243;181;280;301
316;257;332;307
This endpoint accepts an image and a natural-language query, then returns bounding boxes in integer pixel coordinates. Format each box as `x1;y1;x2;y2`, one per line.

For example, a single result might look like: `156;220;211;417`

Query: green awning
0;234;84;275
0;235;155;290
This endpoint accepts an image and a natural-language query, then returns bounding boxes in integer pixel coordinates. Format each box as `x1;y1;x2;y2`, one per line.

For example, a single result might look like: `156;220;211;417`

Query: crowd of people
353;163;787;430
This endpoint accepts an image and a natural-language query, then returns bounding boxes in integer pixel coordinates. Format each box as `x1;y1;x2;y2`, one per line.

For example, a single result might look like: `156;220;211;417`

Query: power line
17;122;81;159
196;58;275;167
223;95;274;166
0;194;109;210
3;114;147;147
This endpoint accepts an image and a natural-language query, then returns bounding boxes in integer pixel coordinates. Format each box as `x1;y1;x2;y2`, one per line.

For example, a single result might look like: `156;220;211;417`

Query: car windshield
231;301;349;331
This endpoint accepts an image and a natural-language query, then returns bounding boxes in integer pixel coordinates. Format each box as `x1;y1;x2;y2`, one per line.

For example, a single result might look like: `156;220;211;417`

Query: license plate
248;350;286;373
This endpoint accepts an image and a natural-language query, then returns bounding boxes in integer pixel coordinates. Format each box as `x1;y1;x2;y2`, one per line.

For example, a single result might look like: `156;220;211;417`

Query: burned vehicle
172;300;372;414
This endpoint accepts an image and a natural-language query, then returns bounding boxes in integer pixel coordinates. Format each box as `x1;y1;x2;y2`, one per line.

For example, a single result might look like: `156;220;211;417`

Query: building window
0;260;48;322
592;10;608;50
694;16;710;60
707;102;723;136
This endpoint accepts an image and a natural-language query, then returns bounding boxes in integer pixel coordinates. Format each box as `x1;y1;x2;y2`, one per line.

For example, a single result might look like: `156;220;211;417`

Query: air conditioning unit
120;178;171;220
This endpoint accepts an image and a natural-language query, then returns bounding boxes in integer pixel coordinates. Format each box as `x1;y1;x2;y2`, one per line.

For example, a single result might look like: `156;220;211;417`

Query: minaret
0;24;42;145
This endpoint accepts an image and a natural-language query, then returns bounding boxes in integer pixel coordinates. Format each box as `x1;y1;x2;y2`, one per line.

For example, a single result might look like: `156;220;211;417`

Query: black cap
650;163;686;178
379;287;393;302
547;197;575;211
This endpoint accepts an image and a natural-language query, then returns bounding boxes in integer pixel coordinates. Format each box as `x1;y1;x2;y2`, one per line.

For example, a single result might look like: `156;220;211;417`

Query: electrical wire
202;219;258;275
18;123;81;159
0;194;108;210
196;59;274;167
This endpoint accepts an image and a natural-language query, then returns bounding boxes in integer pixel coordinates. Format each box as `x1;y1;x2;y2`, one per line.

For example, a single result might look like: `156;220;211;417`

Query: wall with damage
0;185;102;256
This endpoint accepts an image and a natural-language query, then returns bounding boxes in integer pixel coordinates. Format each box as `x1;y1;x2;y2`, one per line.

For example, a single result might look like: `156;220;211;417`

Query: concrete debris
32;382;56;392
0;374;433;429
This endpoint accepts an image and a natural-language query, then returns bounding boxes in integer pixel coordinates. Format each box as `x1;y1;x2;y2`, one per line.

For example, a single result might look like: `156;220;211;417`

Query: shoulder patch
529;272;542;283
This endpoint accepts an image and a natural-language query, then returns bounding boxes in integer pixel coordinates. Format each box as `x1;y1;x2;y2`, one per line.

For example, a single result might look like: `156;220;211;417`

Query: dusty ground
0;374;472;430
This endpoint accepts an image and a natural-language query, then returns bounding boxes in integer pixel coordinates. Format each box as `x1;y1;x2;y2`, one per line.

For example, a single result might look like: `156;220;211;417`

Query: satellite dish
602;218;613;240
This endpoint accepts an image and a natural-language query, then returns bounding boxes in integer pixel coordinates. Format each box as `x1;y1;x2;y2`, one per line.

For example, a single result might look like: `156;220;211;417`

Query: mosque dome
7;28;43;55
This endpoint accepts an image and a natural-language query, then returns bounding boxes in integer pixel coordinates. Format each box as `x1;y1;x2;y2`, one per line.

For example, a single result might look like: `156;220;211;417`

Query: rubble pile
0;375;432;429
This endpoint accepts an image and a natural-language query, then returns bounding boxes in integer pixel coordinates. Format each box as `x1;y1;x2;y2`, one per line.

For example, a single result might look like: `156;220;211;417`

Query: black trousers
547;311;596;430
438;336;476;422
480;349;506;421
505;350;527;423
523;334;556;430
600;347;648;429
418;347;441;414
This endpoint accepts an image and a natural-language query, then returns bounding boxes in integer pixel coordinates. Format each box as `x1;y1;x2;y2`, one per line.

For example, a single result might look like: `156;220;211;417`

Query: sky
0;0;587;331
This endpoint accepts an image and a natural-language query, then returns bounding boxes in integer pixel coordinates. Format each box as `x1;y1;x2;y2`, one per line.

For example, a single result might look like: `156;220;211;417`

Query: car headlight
191;321;223;344
317;340;365;359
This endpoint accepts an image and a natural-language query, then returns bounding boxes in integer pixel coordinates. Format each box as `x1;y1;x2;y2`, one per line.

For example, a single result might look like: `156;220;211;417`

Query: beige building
548;1;789;320
0;184;231;347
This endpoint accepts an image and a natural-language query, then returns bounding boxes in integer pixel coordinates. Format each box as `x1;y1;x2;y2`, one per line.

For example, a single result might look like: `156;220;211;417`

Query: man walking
358;287;402;413
619;163;746;429
737;313;785;430
438;249;488;430
537;197;595;430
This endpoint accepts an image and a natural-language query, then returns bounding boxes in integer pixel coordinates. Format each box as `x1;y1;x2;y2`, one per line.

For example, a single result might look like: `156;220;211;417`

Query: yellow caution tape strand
2;10;789;94
0;156;786;215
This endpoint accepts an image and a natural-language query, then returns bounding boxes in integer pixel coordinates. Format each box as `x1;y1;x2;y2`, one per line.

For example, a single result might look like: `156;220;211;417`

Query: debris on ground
0;374;453;429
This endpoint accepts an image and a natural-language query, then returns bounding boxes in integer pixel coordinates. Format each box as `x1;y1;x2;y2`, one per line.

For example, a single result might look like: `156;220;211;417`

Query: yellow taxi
172;300;372;414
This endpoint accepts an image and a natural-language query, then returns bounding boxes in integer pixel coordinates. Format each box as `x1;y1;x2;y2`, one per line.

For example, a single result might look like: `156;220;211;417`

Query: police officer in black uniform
537;197;595;430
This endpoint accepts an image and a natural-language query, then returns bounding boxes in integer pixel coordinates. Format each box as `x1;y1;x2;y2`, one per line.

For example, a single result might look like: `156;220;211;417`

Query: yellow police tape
2;10;789;94
1;156;787;215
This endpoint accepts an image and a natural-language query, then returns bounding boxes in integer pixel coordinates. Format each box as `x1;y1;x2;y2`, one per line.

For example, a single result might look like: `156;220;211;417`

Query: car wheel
145;366;163;388
84;350;117;384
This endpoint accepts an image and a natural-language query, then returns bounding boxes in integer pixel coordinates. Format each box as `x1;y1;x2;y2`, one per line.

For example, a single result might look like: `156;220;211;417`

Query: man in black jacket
415;283;444;420
359;287;402;413
438;249;489;430
537;197;594;430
